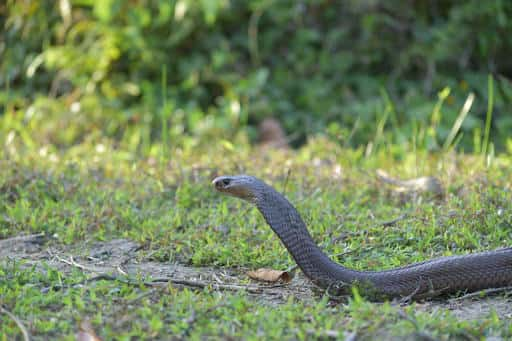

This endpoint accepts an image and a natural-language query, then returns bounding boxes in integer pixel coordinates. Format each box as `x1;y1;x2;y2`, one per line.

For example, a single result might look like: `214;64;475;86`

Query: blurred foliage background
2;0;512;155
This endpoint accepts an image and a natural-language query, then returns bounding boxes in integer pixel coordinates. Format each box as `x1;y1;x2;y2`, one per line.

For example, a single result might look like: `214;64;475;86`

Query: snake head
212;175;260;203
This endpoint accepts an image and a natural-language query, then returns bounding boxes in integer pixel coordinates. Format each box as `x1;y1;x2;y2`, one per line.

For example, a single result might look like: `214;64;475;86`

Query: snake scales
213;175;512;300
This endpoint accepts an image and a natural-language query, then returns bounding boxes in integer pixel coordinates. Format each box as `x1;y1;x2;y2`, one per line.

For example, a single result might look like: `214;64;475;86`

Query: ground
1;138;512;340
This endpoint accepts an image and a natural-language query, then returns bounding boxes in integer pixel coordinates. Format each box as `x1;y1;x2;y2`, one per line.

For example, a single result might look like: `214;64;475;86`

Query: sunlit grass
1;132;511;338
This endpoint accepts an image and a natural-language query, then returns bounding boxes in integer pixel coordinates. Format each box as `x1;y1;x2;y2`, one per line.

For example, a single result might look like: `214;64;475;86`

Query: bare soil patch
2;234;511;320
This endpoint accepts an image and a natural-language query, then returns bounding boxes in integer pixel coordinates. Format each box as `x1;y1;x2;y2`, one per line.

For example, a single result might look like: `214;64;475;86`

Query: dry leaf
376;169;444;197
247;268;292;283
76;320;102;341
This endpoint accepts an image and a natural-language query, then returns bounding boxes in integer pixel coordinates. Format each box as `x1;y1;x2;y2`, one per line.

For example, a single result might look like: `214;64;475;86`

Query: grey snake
213;175;512;300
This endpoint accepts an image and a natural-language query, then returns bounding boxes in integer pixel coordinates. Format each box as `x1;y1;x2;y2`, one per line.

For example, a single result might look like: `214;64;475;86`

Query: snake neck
255;186;361;287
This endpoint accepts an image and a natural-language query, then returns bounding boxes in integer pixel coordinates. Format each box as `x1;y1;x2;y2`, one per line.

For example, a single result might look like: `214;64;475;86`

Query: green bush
2;0;512;151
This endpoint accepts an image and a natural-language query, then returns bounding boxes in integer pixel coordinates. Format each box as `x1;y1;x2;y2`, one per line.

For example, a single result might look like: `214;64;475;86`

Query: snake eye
222;178;231;186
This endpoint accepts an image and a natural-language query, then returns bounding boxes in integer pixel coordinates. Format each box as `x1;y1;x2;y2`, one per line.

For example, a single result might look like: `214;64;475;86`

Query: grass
1;134;512;339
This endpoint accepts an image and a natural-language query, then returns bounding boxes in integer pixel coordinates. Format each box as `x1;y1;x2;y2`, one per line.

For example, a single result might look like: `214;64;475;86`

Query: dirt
2;234;511;320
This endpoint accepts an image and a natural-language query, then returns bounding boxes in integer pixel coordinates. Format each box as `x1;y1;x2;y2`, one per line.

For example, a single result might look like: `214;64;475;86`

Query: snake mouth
212;176;232;191
212;175;257;202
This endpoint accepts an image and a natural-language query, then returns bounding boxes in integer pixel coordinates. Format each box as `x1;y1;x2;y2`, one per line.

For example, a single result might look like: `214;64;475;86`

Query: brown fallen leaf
376;169;444;197
247;268;292;283
76;320;102;341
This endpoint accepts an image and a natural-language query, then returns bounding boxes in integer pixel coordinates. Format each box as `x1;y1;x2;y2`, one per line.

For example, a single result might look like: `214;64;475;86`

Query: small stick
381;213;408;227
49;250;107;273
53;254;94;272
50;251;290;294
212;273;223;284
399;281;423;306
50;252;288;293
448;286;512;303
116;265;127;276
0;305;31;341
0;233;45;245
42;273;285;294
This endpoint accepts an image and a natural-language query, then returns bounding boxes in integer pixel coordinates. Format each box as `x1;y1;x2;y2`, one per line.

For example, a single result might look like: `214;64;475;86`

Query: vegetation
1;140;512;339
1;0;512;339
3;0;512;151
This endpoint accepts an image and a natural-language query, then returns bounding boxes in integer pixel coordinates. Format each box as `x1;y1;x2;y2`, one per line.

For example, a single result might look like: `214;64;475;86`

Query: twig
51;248;140;289
150;277;287;293
399;281;423;306
48;250;100;273
49;249;289;293
212;272;223;284
448;286;512;303
42;273;285;295
116;265;127;276
50;249;128;275
0;305;31;341
381;213;408;227
0;233;45;246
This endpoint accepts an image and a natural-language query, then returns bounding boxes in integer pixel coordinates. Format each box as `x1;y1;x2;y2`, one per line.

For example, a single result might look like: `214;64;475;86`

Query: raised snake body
213;175;512;300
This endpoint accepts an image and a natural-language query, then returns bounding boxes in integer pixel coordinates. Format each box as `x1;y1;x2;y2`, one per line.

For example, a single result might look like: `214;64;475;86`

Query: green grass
1;137;512;339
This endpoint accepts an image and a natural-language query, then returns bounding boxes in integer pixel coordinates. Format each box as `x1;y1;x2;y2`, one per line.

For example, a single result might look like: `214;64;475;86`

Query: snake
213;175;512;300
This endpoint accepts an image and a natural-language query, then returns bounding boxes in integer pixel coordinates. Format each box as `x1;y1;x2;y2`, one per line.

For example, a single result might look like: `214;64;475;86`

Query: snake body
213;175;512;300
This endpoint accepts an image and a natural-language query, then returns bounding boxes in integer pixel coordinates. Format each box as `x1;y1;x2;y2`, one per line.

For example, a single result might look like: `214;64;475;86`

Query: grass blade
161;64;169;165
481;74;494;158
443;92;474;151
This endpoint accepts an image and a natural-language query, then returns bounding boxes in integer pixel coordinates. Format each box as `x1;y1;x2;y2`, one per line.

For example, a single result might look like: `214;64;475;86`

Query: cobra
213;175;512;300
